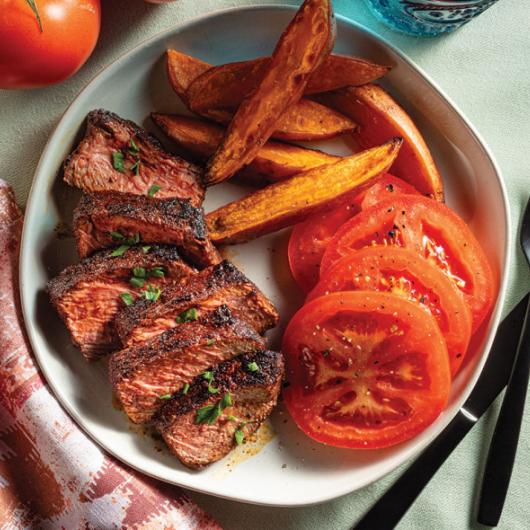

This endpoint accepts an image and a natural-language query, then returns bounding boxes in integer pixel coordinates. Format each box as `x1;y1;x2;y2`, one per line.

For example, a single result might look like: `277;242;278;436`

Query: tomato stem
26;0;43;32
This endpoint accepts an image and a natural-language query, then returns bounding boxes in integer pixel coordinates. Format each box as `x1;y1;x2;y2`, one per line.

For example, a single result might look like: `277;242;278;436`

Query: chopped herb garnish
142;245;152;254
195;392;233;425
176;307;199;323
208;385;220;394
202;371;214;383
112;151;125;172
143;284;162;302
247;361;259;373
133;267;146;278
195;403;221;425
220;392;232;408
130;159;141;176
206;339;216;346
111;244;130;257
127;233;140;245
159;394;172;400
120;292;134;306
129;138;140;154
234;429;245;445
227;415;238;422
182;383;190;395
130;276;145;288
110;231;124;240
149;266;165;278
148;184;161;197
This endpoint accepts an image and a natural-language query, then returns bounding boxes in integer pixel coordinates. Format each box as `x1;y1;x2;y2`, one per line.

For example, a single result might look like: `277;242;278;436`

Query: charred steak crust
109;305;264;386
114;260;279;344
63;109;205;205
73;191;220;267
154;350;284;428
47;245;194;302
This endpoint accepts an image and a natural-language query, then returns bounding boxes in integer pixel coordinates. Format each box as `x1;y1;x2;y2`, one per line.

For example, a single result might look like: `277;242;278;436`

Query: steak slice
47;246;194;360
115;260;279;347
109;306;265;424
154;350;284;469
63;109;205;206
73;191;220;267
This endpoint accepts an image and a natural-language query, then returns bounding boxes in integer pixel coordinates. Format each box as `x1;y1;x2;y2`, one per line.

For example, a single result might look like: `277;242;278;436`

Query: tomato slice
288;174;419;292
308;247;472;376
320;196;496;332
283;291;451;449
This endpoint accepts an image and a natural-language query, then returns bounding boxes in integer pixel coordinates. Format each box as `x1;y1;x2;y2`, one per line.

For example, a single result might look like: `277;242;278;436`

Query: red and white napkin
0;180;220;529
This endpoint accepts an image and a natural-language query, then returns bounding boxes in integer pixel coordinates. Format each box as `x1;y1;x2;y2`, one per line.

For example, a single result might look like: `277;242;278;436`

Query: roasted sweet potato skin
206;139;402;244
166;49;210;104
206;0;336;185
166;49;355;142
186;54;390;112
317;84;444;201
151;113;339;183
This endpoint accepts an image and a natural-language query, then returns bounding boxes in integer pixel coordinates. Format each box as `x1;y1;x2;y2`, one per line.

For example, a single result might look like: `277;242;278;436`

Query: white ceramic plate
20;5;510;507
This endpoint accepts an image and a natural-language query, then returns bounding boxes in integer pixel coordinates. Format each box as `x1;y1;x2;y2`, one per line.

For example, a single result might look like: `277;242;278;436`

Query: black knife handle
478;297;530;527
354;411;475;530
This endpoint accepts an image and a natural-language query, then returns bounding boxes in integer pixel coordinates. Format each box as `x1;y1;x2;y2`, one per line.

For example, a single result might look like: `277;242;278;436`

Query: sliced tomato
308;247;472;376
320;196;496;332
288;174;419;292
283;291;451;449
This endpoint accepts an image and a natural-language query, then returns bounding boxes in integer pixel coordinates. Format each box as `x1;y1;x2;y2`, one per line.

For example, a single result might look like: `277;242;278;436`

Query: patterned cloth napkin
0;180;219;529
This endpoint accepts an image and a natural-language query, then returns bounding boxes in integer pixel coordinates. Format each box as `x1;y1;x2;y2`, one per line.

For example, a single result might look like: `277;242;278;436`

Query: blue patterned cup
364;0;499;36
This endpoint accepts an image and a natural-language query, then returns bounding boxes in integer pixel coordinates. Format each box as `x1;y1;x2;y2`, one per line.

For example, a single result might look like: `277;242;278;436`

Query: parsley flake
130;159;141;176
129;138;140;154
159;394;172;400
176;307;199;323
110;231;124;240
133;267;146;278
112;151;125;172
206;339;216;346
194;392;233;425
182;383;190;395
148;184;161;197
149;266;165;278
120;293;134;306
202;371;214;383
220;392;232;408
142;245;152;254
143;284;162;302
247;361;260;373
111;244;130;257
130;276;145;288
234;429;245;445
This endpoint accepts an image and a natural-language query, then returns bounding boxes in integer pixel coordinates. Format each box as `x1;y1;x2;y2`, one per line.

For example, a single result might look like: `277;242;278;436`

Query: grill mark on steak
115;260;279;347
154;350;284;469
63;109;205;206
73;191;220;267
109;305;265;424
47;246;195;360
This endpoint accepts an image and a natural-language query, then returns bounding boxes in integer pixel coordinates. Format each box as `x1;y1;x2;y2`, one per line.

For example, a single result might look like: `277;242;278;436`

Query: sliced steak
63;109;205;206
109;306;265;424
47;246;194;360
115;260;279;347
154;350;284;469
73;191;220;267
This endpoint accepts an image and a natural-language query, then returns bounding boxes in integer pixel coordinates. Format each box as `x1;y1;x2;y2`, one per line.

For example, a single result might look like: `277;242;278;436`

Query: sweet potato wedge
186;54;390;112
166;49;210;104
206;138;402;244
166;50;355;142
317;84;444;201
151;113;339;183
206;0;336;185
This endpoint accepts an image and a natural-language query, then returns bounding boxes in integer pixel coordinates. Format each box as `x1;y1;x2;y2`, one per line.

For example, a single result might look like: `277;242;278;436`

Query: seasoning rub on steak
115;260;279;348
63;109;205;206
73;191;220;267
109;305;265;424
154;350;284;469
47;245;194;360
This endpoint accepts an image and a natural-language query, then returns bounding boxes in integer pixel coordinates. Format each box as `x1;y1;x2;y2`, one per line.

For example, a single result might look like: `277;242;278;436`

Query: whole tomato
0;0;101;88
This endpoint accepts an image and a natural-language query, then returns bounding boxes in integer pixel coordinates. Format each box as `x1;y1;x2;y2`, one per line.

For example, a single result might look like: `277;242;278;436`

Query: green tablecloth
1;0;529;528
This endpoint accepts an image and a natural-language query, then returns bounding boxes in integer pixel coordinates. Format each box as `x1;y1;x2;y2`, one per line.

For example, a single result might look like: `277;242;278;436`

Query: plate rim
19;4;512;507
